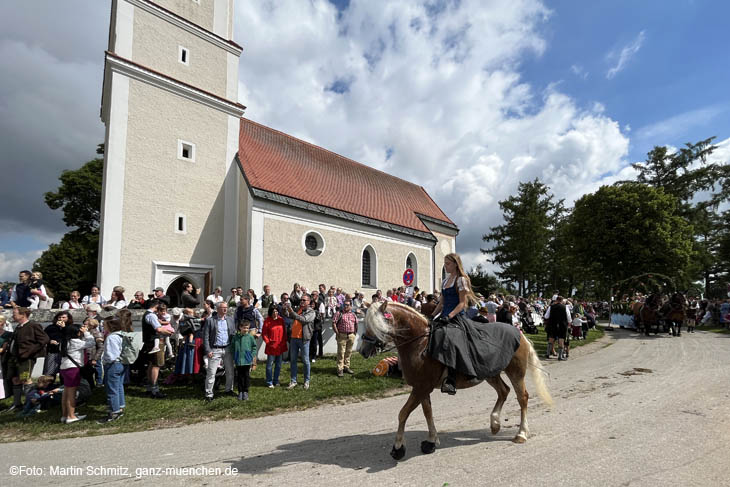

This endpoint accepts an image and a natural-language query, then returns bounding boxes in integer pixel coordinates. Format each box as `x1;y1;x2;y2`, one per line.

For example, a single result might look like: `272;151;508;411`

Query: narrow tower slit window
175;213;187;234
178;46;189;66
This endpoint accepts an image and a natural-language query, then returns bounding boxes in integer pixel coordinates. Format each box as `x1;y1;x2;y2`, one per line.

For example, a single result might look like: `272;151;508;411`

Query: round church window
305;235;317;251
302;231;325;256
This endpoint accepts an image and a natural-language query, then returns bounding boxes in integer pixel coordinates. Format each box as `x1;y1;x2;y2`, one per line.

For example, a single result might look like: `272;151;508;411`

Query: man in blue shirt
203;302;237;402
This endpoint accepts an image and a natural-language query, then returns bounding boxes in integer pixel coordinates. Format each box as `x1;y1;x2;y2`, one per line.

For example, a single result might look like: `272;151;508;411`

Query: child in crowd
84;318;105;386
20;375;58;417
148;311;175;354
60;322;95;423
325;288;338;318
232;321;257;401
27;271;47;309
168;308;183;358
571;314;585;340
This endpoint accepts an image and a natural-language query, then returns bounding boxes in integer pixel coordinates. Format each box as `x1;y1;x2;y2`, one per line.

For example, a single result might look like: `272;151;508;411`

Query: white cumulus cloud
235;0;631;271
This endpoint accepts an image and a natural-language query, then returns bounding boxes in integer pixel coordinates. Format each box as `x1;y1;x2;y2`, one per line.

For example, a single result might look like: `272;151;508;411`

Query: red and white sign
403;268;414;286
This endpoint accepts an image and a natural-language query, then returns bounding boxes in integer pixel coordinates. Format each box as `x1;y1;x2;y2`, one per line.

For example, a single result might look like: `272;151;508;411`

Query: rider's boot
545;342;553;359
441;368;457;395
557;348;565;361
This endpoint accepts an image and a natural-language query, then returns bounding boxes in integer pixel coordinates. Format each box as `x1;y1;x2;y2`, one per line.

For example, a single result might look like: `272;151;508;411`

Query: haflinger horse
359;300;552;460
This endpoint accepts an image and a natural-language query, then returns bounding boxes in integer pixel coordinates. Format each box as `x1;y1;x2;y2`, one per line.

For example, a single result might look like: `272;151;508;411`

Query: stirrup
441;379;456;395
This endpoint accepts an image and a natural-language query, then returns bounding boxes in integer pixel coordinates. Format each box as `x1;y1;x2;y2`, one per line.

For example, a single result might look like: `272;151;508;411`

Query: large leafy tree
569;184;694;293
629;138;729;295
34;144;103;300
481;179;559;296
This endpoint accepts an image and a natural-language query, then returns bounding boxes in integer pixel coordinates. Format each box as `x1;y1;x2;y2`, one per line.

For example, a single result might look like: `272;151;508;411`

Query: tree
569;184;694;292
34;144;103;300
628;138;730;294
467;264;500;295
481;179;559;296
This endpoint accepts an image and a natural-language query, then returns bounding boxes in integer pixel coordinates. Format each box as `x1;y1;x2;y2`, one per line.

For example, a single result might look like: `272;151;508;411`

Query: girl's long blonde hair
444;253;478;306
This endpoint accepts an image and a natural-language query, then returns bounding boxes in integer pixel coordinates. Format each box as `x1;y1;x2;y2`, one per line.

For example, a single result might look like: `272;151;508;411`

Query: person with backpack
98;314;136;424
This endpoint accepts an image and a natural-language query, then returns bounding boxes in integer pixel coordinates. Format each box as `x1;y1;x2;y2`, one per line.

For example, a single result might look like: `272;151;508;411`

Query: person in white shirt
82;285;107;308
59;322;95;423
107;286;127;309
62;291;84;310
206;287;225;306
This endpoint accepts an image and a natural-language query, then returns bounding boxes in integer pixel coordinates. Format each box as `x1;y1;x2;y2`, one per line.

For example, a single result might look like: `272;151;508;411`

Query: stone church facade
98;0;458;302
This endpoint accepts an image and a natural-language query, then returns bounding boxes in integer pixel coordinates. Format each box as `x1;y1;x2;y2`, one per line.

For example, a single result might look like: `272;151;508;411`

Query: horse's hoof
512;435;527;444
420;440;436;454
390;445;406;460
490;423;501;434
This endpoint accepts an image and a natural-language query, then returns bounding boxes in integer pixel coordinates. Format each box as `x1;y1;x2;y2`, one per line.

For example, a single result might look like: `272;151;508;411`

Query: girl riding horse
360;253;552;459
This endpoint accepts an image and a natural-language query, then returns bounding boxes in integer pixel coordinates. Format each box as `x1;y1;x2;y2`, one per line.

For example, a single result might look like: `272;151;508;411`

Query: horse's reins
379;331;430;354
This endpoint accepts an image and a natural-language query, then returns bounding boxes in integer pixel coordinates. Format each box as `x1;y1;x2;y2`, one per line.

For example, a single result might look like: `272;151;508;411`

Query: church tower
99;0;245;301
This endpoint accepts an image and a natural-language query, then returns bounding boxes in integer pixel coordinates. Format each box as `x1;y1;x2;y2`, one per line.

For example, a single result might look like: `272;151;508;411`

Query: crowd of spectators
3;267;725;423
0;272;452;423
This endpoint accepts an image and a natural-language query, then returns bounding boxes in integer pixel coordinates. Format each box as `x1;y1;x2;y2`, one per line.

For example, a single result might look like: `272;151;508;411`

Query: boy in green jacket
232;322;257;401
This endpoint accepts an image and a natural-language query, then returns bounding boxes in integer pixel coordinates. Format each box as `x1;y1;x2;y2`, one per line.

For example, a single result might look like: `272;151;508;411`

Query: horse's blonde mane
364;301;428;343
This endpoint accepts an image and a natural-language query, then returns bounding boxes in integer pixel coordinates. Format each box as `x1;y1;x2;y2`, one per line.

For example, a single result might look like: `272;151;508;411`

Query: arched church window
362;245;376;287
405;253;417;287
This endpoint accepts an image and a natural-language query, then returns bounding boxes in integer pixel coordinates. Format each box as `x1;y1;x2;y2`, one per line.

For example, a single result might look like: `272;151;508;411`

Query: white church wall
98;72;131;297
432;230;457;290
237;180;253;290
118;78;228;294
259;210;433;297
131;3;227;98
143;0;215;32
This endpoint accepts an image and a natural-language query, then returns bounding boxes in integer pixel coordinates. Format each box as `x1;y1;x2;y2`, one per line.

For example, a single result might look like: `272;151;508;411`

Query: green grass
522;326;605;357
0;351;405;442
700;324;730;334
0;326;605;442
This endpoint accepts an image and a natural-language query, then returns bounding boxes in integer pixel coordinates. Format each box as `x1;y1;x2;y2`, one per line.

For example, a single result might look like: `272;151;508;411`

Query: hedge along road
1;329;729;487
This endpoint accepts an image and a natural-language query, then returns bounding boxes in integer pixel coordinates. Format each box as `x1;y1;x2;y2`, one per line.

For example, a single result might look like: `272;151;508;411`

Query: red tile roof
237;118;456;235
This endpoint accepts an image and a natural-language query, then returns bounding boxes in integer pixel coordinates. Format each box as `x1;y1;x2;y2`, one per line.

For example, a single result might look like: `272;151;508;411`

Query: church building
98;0;458;303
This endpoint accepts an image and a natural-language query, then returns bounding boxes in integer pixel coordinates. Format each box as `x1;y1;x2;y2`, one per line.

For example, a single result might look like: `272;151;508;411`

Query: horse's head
359;301;394;359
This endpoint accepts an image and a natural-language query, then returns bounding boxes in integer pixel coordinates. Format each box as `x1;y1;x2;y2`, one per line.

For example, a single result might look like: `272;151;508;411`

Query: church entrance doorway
166;277;192;308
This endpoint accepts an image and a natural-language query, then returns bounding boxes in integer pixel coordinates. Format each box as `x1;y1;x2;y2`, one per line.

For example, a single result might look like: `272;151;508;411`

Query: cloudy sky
1;0;729;282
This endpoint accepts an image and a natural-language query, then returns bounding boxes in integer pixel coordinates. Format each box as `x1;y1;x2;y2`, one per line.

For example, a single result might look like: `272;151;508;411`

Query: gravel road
2;328;729;486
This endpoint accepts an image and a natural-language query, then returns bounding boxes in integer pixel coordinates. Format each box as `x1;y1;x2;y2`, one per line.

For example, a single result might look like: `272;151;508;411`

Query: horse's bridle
360;312;430;357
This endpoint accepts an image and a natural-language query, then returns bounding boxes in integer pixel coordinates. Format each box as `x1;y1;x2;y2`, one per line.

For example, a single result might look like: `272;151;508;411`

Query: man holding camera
282;294;314;390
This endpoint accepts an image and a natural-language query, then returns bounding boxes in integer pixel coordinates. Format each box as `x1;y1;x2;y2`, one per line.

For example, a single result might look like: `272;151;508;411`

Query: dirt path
2;328;729;486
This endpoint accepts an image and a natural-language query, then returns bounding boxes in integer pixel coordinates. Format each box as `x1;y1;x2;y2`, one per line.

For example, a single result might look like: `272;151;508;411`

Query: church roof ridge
237;118;456;235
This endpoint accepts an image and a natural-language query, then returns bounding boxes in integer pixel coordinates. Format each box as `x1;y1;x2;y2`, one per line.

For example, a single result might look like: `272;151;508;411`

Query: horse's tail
525;338;553;407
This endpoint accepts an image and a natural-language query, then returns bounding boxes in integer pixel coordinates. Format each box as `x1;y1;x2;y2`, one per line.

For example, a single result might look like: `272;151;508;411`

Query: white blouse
441;275;467;292
82;294;107;306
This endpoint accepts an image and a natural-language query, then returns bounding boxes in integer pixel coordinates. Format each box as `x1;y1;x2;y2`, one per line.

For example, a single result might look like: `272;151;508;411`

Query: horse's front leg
420;395;438;454
391;391;421;460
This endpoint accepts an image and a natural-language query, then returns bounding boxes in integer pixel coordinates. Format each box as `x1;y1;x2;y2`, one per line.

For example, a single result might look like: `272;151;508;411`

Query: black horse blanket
427;315;521;379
